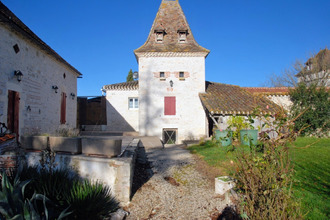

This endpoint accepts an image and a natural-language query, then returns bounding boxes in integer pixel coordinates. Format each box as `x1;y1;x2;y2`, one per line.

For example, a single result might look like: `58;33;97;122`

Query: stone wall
138;56;207;143
0;25;79;137
22;138;140;205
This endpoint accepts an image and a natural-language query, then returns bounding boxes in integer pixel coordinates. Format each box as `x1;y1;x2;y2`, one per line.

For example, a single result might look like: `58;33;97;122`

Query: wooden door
60;92;66;124
7;90;20;138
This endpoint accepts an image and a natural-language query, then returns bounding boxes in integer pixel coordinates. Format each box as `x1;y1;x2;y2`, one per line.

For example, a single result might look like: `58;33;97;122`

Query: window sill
160;78;166;81
179;78;185;81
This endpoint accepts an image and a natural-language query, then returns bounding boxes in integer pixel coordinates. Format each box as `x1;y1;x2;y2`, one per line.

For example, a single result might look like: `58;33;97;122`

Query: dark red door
7;90;20;138
60;92;66;124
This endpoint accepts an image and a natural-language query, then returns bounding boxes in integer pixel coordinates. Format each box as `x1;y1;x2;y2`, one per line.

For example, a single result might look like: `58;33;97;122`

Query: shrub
289;83;329;136
233;108;302;219
6;166;119;220
26;167;77;217
66;180;119;220
0;171;71;220
227;116;249;141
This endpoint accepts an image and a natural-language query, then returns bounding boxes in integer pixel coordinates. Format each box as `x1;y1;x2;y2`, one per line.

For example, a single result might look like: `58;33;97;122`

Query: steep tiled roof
305;48;330;65
243;87;290;96
134;0;209;56
103;81;138;91
0;2;81;76
200;82;279;115
296;48;330;76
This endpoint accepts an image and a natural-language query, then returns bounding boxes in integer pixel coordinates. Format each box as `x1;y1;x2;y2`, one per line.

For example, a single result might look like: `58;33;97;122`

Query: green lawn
188;137;330;219
290;137;330;220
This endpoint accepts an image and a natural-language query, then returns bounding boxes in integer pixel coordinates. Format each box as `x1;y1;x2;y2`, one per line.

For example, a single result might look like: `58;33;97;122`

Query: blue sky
2;0;330;96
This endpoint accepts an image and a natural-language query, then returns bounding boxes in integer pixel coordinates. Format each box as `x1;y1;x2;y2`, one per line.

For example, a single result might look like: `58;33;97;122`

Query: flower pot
215;176;235;195
20;136;48;151
49;137;82;154
240;129;258;146
215;130;233;147
81;137;122;157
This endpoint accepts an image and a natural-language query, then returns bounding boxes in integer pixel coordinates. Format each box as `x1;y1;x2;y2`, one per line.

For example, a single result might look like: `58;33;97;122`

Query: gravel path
125;144;231;219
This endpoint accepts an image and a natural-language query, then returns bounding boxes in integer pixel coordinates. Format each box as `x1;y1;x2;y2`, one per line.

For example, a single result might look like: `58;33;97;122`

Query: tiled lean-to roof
134;0;209;56
200;82;280;115
103;81;138;91
0;2;81;76
243;87;290;96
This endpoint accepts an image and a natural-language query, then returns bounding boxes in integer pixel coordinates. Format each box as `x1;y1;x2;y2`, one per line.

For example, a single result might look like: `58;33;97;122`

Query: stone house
103;0;279;144
296;48;330;86
0;2;82;139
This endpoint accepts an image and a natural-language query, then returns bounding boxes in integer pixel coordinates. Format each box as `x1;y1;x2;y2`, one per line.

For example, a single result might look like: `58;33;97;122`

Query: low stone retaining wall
21;138;140;205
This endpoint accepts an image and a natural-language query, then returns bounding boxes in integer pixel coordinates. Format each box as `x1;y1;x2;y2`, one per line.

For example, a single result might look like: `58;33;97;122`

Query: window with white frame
129;98;139;109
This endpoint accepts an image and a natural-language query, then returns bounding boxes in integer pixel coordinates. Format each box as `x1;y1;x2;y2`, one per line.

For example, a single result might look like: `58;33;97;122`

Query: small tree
289;83;329;136
234;108;302;219
126;69;134;82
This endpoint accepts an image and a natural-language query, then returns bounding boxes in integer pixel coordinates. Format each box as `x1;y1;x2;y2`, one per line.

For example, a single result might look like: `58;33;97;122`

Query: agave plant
66;180;119;219
0;171;42;219
0;170;72;220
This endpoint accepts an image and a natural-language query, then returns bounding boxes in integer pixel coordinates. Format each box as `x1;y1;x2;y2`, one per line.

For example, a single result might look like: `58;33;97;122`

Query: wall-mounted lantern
52;85;58;93
170;80;174;88
14;70;23;82
70;92;76;100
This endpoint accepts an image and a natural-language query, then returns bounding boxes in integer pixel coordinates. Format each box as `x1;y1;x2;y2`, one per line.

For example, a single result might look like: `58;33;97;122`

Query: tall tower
134;0;209;143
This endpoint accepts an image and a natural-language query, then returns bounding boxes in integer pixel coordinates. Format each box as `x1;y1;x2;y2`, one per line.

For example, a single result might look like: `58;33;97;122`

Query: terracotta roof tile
200;82;280;115
103;81;138;91
0;2;81;76
134;0;209;56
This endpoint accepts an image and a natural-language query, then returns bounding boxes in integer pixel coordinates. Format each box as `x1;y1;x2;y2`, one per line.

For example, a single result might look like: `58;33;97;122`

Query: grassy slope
188;137;330;219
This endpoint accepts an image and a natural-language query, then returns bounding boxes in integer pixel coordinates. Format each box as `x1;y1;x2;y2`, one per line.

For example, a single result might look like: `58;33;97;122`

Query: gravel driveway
125;144;230;219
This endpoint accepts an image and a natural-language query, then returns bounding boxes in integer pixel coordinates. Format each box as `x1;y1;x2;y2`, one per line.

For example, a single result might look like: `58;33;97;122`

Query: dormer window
306;64;313;71
154;28;166;43
178;29;188;43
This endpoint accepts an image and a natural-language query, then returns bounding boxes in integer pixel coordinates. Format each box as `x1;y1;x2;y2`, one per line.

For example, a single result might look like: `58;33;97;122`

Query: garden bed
188;137;330;219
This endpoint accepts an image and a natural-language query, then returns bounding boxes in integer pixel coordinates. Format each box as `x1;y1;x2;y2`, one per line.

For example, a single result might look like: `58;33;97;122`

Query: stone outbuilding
0;2;82;139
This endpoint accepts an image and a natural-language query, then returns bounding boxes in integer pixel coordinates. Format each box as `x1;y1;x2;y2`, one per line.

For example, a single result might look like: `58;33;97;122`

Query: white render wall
105;90;139;131
0;25;78;136
138;56;207;143
267;95;292;111
297;70;329;87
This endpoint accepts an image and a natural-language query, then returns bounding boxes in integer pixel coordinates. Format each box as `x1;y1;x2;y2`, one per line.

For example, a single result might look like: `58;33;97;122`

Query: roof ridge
103;80;139;91
206;81;241;88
